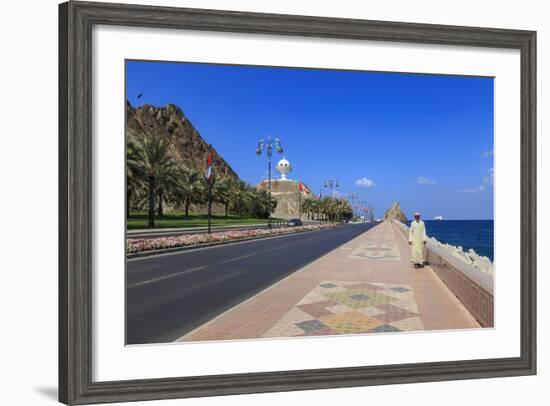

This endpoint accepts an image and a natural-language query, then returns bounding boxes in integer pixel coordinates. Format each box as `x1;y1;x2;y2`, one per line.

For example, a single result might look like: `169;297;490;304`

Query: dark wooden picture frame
59;1;536;404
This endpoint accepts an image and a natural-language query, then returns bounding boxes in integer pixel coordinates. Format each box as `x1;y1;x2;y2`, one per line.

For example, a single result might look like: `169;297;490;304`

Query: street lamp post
256;135;283;229
369;205;375;221
348;192;358;220
358;199;367;222
318;189;322;224
324;178;339;198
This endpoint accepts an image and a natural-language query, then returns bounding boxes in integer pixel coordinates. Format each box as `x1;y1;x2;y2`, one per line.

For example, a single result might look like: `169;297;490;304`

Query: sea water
421;220;494;261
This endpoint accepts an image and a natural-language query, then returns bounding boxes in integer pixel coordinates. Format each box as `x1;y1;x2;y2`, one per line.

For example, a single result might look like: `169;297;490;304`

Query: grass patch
127;211;284;230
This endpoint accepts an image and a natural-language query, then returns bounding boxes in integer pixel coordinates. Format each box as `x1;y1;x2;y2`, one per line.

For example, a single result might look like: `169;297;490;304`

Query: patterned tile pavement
181;221;480;342
349;226;401;260
262;280;423;338
350;242;401;260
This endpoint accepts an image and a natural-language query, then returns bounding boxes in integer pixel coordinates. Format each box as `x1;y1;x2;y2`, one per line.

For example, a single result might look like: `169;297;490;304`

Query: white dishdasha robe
409;220;427;264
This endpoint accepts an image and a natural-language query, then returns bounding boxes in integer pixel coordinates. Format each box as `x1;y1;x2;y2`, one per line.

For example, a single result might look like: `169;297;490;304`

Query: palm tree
127;132;178;227
310;199;319;220
319;197;353;222
249;187;275;218
155;166;179;219
228;180;254;217
213;176;234;218
301;198;314;220
340;199;353;221
172;168;205;218
319;196;352;222
319;197;333;222
126;131;144;218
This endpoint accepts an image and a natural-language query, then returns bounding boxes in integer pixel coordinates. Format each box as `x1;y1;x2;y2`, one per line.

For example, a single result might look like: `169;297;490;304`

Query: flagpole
207;181;212;234
298;181;302;221
206;144;214;234
318;189;322;225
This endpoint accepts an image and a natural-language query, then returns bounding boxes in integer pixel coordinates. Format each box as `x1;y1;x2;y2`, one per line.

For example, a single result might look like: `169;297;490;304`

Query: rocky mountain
384;202;408;223
126;101;239;180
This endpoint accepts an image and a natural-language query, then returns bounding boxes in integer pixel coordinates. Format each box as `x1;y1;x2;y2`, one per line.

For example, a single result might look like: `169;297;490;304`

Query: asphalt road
126;222;380;344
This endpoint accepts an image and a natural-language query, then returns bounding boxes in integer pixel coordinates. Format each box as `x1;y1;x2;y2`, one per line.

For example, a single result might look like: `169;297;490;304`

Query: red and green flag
205;149;213;182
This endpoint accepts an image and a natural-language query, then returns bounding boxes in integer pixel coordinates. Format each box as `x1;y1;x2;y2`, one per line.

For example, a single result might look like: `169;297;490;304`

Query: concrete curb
126;226;339;259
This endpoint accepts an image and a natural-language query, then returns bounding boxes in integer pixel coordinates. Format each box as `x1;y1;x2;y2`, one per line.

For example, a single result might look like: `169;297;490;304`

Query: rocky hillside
384;202;408;223
127;101;238;179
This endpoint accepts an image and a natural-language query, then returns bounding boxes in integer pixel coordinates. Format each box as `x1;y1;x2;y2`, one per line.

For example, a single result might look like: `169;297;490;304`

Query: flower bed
127;224;337;254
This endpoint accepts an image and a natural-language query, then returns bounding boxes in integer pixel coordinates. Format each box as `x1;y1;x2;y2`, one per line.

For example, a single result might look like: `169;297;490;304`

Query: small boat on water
434;216;444;221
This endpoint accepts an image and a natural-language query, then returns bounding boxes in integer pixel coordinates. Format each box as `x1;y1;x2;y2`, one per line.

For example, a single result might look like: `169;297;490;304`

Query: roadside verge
127;224;338;259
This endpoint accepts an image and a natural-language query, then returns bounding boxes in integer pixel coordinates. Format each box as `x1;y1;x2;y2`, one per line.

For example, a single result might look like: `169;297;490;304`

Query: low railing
270;219;333;227
393;220;494;327
270;219;289;227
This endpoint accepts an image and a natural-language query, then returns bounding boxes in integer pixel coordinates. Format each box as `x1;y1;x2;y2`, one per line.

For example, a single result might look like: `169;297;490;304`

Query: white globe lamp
276;157;292;180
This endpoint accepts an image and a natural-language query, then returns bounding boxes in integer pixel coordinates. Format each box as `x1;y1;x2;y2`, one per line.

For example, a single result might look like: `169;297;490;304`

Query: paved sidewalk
179;221;480;342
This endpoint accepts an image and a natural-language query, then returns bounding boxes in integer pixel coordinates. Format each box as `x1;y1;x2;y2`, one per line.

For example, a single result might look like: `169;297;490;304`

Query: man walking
408;212;427;268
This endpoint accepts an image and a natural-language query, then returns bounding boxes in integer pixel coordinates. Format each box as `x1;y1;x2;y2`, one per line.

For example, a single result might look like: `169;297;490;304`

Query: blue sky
126;60;494;220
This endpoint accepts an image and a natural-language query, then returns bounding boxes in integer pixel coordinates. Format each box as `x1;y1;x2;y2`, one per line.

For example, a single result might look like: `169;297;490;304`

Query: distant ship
434;216;444;220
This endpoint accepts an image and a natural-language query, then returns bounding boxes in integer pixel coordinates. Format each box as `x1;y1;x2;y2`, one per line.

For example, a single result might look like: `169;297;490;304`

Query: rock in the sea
384;202;408;223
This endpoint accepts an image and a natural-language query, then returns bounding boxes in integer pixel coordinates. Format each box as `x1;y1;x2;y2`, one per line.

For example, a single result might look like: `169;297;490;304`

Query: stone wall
258;179;313;220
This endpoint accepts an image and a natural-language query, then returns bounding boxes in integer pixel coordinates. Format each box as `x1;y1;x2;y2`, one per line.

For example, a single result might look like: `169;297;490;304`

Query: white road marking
128;244;291;288
126;228;334;262
218;253;257;264
128;265;207;288
260;246;286;253
176;225;381;342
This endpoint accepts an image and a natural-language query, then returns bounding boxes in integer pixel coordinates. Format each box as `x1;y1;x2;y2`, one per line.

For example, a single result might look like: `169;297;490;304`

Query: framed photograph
59;1;536;404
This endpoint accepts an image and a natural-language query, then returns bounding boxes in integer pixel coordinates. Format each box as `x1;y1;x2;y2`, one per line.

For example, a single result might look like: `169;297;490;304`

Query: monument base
257;179;314;220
